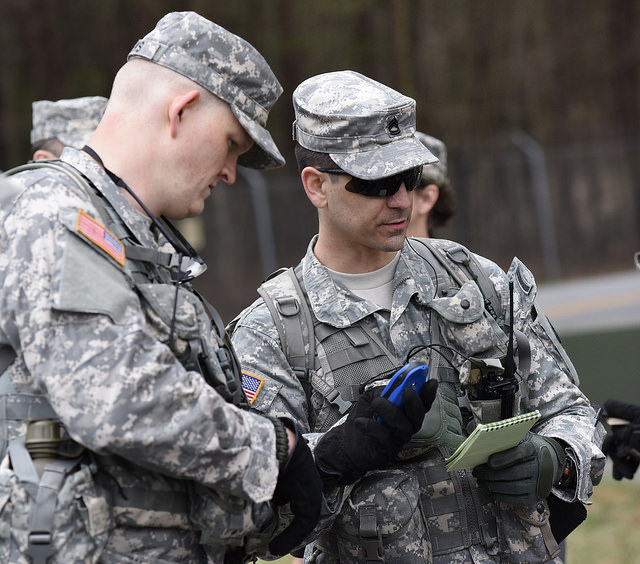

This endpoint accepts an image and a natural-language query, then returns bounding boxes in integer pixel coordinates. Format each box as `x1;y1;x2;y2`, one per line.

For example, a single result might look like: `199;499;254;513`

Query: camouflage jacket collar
300;237;437;328
60;147;156;248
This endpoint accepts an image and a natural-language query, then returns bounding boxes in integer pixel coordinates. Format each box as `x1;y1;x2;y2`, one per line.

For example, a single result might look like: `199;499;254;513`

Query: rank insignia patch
76;210;125;266
242;371;265;404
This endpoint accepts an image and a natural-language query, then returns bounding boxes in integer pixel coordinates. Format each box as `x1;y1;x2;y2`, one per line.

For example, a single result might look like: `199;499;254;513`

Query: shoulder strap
5;160;118;231
6;160;89;194
409;238;502;320
258;267;315;385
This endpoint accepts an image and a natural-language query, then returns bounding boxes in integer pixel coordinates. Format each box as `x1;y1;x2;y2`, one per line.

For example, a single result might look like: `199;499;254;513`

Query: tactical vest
256;239;559;563
257;238;522;431
0;162;254;563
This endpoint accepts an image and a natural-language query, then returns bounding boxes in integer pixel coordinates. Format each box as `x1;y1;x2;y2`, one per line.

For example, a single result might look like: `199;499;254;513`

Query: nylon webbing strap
25;458;79;564
112;486;189;513
0;373;58;421
288;268;317;377
358;504;383;563
1;396;58;421
275;296;307;374
124;245;173;267
8;437;40;485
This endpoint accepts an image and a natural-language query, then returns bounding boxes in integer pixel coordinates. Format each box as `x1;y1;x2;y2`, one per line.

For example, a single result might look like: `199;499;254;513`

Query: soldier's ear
32;149;58;161
301;167;330;209
168;90;200;138
414;184;439;215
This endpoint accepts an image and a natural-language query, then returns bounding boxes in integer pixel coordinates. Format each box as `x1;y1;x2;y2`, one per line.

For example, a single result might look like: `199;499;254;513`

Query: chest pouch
0;435;112;564
429;282;525;426
189;481;277;555
319;468;430;563
136;282;245;405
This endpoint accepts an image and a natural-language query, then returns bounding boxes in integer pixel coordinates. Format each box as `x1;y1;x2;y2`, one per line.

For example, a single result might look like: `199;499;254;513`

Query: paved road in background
536;269;640;335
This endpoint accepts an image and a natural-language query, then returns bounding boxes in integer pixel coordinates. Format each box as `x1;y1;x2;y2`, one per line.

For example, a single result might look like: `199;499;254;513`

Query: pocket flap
429;281;484;323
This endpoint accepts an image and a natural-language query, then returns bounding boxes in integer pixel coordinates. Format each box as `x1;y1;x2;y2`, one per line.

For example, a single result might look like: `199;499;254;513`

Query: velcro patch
242;371;265;404
76;210;125;266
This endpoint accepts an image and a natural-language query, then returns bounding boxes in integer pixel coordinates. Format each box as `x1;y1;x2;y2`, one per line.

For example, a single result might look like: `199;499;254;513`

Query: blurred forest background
1;0;639;322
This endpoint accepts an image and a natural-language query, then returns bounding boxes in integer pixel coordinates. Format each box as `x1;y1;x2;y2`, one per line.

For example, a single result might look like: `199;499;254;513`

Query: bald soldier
0;12;325;563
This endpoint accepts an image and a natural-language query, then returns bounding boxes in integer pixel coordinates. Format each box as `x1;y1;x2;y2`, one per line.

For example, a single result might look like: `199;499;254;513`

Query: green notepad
445;410;541;472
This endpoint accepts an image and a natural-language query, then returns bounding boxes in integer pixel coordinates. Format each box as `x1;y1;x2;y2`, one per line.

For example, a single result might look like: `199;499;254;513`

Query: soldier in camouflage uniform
0;12;324;563
30;96;108;160
230;70;606;563
407;132;456;239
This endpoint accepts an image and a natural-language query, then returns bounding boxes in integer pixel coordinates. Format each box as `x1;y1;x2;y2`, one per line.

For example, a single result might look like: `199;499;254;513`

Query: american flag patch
242;371;265;404
76;210;125;266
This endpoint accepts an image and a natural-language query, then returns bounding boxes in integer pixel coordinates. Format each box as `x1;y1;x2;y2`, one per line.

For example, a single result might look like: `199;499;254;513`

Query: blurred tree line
1;0;639;321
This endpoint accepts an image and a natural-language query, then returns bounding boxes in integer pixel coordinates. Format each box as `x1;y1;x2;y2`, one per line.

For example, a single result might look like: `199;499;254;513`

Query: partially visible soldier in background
0;11;323;563
406;131;456;239
602;399;640;480
600;251;640;481
30;96;108;159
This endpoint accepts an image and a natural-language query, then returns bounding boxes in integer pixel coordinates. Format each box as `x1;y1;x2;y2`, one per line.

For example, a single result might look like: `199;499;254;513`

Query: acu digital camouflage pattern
0;459;111;564
292;70;437;180
128;10;285;170
30;96;108;148
231;236;606;563
0;147;280;562
415;132;449;188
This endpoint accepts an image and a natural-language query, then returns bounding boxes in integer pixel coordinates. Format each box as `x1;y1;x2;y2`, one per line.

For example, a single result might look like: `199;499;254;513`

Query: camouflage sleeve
230;302;353;536
0;173;279;504
478;254;606;503
230;299;313;432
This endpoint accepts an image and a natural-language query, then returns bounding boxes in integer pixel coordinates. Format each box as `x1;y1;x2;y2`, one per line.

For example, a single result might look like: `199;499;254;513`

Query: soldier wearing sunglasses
230;70;604;562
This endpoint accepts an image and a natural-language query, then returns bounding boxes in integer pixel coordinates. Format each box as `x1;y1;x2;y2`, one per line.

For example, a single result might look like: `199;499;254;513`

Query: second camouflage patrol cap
292;70;437;180
128;11;285;170
30;96;108;148
415;132;449;187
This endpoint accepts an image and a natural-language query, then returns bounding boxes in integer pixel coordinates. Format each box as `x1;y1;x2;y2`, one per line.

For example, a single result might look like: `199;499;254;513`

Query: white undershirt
329;253;401;311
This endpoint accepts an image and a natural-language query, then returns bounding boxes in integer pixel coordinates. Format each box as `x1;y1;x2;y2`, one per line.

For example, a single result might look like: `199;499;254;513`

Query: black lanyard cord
81;145;206;281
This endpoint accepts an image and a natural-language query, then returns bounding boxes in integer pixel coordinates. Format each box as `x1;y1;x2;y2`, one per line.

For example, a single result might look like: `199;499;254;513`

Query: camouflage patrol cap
128;11;285;170
292;70;437;180
30;96;108;148
415;132;449;187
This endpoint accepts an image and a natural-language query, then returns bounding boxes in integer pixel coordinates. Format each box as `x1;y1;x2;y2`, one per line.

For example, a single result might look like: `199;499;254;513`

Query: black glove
473;433;565;506
315;380;438;486
602;398;640;480
268;419;323;556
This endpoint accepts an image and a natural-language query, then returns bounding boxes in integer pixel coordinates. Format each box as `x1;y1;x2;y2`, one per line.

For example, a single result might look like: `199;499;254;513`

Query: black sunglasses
315;165;423;197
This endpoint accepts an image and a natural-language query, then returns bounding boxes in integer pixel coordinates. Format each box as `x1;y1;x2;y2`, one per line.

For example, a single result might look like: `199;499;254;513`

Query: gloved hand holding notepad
445;410;541;472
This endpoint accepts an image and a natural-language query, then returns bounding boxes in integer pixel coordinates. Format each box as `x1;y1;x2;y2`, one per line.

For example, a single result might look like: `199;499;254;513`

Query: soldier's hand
602;398;640;480
314;380;438;486
473;433;565;506
268;419;322;556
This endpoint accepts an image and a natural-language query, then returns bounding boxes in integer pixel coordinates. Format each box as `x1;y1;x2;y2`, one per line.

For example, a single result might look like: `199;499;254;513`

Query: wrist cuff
270;417;290;469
